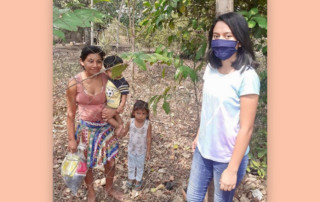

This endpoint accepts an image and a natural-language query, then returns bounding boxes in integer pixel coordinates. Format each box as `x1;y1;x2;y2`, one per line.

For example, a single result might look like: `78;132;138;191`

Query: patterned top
128;118;149;155
106;77;129;108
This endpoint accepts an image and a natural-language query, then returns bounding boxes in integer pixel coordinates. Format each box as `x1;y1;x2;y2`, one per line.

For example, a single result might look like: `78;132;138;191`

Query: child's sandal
134;180;143;190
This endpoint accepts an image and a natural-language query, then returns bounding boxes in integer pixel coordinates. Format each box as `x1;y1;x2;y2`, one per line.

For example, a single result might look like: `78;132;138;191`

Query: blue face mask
211;39;238;60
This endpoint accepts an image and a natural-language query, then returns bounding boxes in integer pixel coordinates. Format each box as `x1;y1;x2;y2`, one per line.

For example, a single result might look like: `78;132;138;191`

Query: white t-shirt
197;64;260;163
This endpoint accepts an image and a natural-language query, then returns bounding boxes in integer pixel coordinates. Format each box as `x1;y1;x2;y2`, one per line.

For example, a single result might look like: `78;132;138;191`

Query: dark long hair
80;45;105;61
130;100;150;120
80;46;105;70
206;12;259;71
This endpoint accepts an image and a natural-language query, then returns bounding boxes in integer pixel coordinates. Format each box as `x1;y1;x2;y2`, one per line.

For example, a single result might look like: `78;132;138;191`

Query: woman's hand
102;107;117;122
192;135;198;152
146;152;151;161
219;168;237;191
68;139;78;153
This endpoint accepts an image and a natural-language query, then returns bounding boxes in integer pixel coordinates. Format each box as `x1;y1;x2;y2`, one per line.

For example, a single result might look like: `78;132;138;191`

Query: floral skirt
75;120;118;169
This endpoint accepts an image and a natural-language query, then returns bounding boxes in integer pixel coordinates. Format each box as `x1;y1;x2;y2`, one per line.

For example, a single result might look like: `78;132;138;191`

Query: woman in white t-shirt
187;12;260;202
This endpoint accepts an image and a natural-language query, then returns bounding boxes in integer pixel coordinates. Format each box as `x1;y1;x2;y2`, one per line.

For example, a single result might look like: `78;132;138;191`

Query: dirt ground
53;44;267;202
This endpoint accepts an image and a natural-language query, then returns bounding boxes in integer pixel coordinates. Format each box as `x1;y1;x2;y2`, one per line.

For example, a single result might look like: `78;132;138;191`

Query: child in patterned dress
123;100;152;190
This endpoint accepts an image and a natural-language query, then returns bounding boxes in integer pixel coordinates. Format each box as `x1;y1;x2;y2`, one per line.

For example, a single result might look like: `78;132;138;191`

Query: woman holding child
66;46;124;201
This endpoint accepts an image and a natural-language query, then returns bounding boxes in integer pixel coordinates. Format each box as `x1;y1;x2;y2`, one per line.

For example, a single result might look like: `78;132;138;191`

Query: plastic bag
61;143;87;195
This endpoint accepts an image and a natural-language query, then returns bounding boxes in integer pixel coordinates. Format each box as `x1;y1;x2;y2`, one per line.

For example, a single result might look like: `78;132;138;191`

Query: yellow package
61;153;80;177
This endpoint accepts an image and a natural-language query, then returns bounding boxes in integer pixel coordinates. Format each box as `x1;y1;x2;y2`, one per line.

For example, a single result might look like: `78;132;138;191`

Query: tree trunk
215;0;233;16
131;0;136;52
127;0;136;81
90;0;94;45
116;0;125;53
204;2;234;201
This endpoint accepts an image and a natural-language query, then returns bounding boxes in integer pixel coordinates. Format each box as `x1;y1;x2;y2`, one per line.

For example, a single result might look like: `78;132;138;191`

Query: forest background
53;0;267;201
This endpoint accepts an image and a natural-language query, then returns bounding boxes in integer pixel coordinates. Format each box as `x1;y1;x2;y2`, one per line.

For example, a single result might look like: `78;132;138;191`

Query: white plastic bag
61;143;87;195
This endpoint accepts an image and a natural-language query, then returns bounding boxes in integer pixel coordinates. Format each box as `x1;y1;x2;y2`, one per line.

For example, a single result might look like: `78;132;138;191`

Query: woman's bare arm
219;94;259;191
66;78;78;153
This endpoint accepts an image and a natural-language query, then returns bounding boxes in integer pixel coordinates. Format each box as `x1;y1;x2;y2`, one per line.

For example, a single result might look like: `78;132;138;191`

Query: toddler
123;100;152;190
104;55;129;136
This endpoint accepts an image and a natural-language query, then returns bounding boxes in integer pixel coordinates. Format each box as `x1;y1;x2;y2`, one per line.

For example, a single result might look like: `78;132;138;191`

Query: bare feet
107;188;125;201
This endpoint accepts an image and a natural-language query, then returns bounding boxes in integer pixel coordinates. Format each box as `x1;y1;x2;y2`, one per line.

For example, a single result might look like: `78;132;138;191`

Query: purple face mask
211;39;238;60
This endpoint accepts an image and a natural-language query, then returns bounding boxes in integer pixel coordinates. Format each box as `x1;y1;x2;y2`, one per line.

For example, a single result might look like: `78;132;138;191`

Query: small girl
123;100;152;190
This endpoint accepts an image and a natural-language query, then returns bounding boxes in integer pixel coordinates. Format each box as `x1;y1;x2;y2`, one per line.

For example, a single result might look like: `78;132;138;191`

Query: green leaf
120;52;134;60
149;95;158;104
182;31;190;40
178;4;186;14
143;1;151;7
162;100;170;114
133;57;147;70
155;1;160;8
73;8;105;24
94;0;111;3
152;95;162;114
162;67;166;78
253;28;262;38
195;42;207;61
238;10;249;18
252;160;261;167
252;16;267;29
249;8;259;16
53;29;65;40
262;46;267;55
53;12;79;31
248;20;256;28
174;59;180;68
173;144;179;149
169;20;175;30
139;53;152;61
192;19;198;29
110;63;129;79
258;151;265;158
53;6;60;21
174;67;182;80
163;86;171;96
168;35;174;46
162;48;168;57
188;68;198;82
153;53;169;62
140;19;149;26
155;45;163;54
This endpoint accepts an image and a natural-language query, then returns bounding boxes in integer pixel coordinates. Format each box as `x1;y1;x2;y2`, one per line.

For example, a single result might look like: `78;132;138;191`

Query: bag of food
61;143;87;195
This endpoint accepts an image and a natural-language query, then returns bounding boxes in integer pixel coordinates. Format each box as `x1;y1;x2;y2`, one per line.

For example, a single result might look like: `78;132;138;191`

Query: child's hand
117;105;124;114
146;152;151;161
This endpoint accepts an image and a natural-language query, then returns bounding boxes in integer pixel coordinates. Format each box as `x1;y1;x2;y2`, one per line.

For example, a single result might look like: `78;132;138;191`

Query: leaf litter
53;45;267;202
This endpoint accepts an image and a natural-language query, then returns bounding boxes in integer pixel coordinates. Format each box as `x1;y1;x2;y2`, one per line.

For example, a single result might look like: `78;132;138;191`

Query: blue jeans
187;147;248;202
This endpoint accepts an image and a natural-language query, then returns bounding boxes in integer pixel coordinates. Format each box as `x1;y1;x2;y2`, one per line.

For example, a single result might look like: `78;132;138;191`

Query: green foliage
122;1;268;180
53;6;106;41
121;45;200;114
238;8;267;56
247;68;267;179
110;63;129;79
